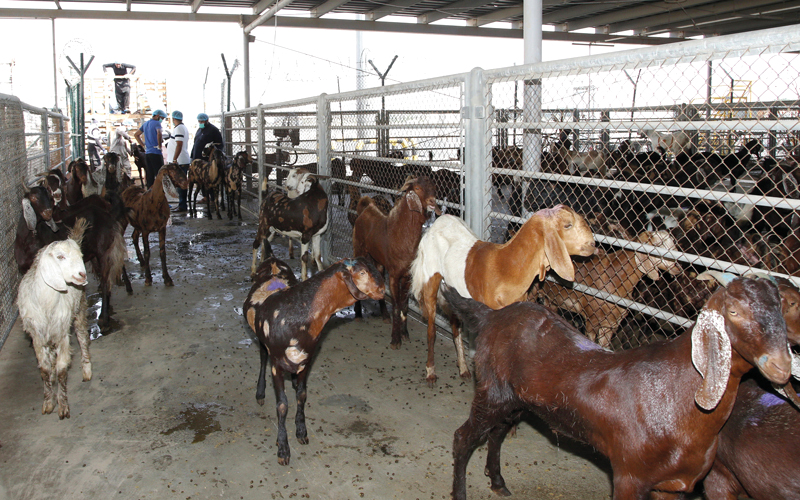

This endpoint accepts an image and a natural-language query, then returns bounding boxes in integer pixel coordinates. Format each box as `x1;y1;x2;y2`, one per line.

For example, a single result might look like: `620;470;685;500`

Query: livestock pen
1;24;800;499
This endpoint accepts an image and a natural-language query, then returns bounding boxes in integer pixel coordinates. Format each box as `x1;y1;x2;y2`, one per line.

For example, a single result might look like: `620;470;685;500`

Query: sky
0;14;639;126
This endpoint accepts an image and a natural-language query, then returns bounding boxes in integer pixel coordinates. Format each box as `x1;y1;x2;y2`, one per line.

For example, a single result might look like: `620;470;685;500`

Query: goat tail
440;283;491;335
355;196;374;217
104;223;128;289
69;218;90;247
409;239;429;304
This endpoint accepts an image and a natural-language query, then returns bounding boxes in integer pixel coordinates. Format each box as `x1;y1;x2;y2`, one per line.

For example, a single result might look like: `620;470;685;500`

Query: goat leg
132;228;144;266
452;393;497;500
75;292;92;381
237;192;242;221
272;365;291;465
55;332;71;419
398;274;411;341
423;274;443;386
33;339;56;415
205;187;213;220
256;341;268;405
159;228;173;287
484;421;514;497
227;189;234;220
121;265;133;294
142;230;152;286
452;318;471;381
300;241;309;281
215;186;222;219
612;476;652;500
294;367;309;445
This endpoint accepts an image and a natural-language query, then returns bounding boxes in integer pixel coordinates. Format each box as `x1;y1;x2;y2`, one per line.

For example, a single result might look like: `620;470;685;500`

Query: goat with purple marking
440;271;792;500
243;257;384;465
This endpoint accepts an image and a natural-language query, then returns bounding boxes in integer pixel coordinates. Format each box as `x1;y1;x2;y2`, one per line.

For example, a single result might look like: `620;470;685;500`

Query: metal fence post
463;67;491;239
257;105;265;208
317;93;332;268
42;109;50;170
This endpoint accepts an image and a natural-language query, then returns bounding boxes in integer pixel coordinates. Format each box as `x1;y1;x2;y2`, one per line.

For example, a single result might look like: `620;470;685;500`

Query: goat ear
405;190;423;214
543;225;574;281
40;251;69;292
691;308;731;410
792;351;800;380
22;198;37;232
162;171;177;198
634;252;661;281
340;269;369;301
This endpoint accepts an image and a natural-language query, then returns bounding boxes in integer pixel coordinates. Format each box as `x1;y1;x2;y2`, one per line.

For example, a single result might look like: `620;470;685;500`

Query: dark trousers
115;79;131;112
177;163;189;209
145;153;164;188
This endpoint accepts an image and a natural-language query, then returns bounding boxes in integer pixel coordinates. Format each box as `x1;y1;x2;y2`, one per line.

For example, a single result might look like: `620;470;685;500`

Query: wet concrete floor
0;209;615;500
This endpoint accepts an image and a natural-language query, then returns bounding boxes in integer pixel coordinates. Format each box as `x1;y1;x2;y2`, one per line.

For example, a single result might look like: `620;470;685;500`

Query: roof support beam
311;0;350;18
559;0;717;32
252;0;272;15
366;0;422;21
469;6;523;27
126;0;131;11
417;0;489;24
191;0;205;14
244;0;296;34
53;0;61;9
542;1;624;25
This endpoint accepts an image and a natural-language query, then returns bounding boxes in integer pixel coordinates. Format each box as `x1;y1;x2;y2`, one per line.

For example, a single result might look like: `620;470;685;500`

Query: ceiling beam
252;0;273;15
469;6;523;27
244;0;296;33
126;0;131;12
311;0;349;18
606;0;795;34
542;1;627;25
555;0;717;32
53;0;61;9
191;0;204;14
366;0;423;21
417;0;490;24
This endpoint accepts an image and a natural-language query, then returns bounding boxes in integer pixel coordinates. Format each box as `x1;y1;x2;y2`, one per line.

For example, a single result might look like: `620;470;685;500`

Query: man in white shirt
167;110;191;212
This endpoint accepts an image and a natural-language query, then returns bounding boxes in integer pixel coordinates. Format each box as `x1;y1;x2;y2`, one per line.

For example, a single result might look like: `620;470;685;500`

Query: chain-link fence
211;25;800;351
1;93;71;350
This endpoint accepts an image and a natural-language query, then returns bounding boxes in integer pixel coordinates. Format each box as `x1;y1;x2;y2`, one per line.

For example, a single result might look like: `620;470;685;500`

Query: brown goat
225;151;249;220
122;163;189;286
345;181;392;226
538;230;682;348
353;176;439;349
188;145;224;219
442;275;792;500
409;205;596;385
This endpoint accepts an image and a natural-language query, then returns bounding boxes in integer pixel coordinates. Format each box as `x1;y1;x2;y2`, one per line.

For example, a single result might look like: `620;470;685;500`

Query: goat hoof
42;401;55;415
390;342;401;350
277;456;290;466
382;317;391;324
82;365;92;382
164;279;174;287
459;370;472;380
426;375;437;388
256;397;265;406
297;436;309;445
58;407;70;420
490;486;511;497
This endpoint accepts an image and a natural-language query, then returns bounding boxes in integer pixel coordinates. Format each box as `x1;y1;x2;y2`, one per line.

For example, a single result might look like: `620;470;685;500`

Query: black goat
243;258;385;465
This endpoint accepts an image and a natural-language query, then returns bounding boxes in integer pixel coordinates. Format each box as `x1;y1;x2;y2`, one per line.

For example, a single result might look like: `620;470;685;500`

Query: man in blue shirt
191;113;224;160
134;109;167;187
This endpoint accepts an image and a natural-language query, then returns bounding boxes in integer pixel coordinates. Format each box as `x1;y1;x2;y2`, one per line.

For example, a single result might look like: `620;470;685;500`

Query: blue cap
171;110;183;120
153;109;167;118
197;113;209;121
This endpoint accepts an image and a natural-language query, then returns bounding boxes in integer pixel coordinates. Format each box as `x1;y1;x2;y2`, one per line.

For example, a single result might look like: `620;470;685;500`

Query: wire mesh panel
326;79;465;262
484;26;800;350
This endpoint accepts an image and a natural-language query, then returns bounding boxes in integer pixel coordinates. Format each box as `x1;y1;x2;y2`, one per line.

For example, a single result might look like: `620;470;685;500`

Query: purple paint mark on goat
574;335;603;352
267;278;288;292
535;204;564;218
759;392;786;407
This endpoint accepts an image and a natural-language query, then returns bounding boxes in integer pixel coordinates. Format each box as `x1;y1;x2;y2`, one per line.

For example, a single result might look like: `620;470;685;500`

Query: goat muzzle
757;352;792;385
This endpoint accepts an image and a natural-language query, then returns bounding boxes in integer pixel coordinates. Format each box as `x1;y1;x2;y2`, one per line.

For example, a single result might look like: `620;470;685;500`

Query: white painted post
463;67;492;240
317;93;332;267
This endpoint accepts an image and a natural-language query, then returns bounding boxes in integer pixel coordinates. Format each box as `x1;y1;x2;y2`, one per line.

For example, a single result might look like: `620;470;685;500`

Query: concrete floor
0;210;616;500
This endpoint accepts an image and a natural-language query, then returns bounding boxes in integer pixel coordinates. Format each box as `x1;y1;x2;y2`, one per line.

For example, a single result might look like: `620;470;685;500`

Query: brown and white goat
251;170;328;281
188;144;224;219
122;163;189;286
17;220;91;419
409;205;596;385
442;274;793;500
243;258;384;466
538;230;682;348
353;176;439;349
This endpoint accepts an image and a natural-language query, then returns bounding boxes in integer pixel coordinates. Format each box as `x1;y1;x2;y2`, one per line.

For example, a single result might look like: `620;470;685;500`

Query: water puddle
161;402;228;443
86;293;122;340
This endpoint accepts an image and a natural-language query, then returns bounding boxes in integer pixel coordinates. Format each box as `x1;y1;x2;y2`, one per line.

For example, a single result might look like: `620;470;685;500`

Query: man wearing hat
191;113;224;161
133;109;167;188
167;110;191;212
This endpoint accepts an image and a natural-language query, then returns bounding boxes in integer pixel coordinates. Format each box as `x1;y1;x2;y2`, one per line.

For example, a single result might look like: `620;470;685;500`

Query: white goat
642;129;692;156
16;219;91;419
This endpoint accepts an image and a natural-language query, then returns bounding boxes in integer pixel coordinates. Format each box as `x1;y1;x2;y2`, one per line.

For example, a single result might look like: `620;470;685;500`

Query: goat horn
696;270;737;287
21;178;31;193
773;382;800;411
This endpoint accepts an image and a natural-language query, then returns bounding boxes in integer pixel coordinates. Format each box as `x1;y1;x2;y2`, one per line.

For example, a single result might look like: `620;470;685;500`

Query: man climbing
103;62;136;113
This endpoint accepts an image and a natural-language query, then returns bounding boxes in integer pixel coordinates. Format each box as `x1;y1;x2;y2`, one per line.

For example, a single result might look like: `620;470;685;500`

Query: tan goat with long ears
409;204;597;385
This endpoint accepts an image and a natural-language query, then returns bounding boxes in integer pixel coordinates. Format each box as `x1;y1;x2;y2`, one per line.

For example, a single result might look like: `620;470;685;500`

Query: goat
538;230;682;348
131;143;147;187
441;273;793;500
352;176;439;349
550;139;607;176
243;257;385;465
102;151;132;195
64;158;91;206
225;151;249;220
349;150;405;190
642;128;692;156
122;163;189;286
698;272;800;500
15;184;59;273
410;205;596;385
251;170;328;281
16;220;91;419
188;144;224;219
346;181;391;226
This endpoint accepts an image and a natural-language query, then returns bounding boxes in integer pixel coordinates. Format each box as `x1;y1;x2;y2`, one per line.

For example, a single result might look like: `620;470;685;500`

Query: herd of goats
11;129;800;499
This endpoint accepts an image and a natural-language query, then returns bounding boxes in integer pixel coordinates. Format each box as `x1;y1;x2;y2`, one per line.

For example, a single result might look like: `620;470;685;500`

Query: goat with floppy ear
242;257;385;466
409;204;596;386
443;273;792;500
